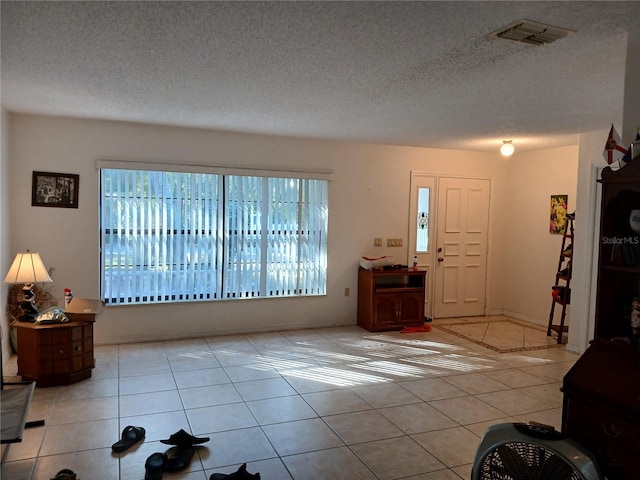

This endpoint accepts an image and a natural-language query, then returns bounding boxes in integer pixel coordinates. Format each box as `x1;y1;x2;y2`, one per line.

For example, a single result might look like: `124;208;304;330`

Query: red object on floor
399;324;432;333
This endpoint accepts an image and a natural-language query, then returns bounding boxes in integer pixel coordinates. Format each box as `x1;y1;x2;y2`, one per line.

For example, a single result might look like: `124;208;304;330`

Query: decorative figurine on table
64;288;74;307
18;283;40;321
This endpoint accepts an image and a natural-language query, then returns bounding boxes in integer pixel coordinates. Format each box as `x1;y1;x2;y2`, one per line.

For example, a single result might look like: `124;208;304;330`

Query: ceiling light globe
500;141;515;156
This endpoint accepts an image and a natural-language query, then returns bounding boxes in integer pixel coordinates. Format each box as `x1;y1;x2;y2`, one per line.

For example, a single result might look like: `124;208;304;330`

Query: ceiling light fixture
500;140;515;156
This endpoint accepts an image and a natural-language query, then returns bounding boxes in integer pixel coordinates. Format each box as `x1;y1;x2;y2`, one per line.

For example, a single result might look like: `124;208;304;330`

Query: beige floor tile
400;377;468;401
441;373;510;394
429;396;505;425
520;361;575;382
281;365;388;389
247;395;317;425
279;370;353;393
118;389;183;417
199;427;277;469
462;418;519;437
323;409;405;444
222;362;280;382
379;402;458;434
167;351;222;372
0;458;35;480
39;418;118;456
451;463;473;480
475;389;555;416
234;376;298;401
483;368;548;388
179;383;243;409
401;469;465;479
49;396;119;425
186;403;258;434
351;436;445;480
352;382;422;408
118;372;177;395
55;377;119;401
173;366;231;389
282;446;377;480
118;357;172;377
517;382;563;404
302;389;372;416
262;417;343;456
412;426;481;467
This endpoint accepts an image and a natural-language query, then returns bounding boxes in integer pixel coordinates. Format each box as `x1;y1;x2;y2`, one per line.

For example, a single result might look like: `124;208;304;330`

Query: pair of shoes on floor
111;425;146;453
210;463;260;479
50;469;78;480
145;447;198;480
145;429;211;480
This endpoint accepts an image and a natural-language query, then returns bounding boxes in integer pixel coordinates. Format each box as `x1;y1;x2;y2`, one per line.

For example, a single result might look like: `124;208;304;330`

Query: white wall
7;113;522;344
498;146;579;325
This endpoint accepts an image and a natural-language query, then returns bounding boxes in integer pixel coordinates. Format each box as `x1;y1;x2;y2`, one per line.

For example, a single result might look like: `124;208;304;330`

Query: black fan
472;423;602;480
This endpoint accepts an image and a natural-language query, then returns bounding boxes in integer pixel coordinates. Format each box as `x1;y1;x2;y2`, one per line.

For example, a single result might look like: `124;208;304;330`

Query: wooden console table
14;317;95;387
358;268;426;331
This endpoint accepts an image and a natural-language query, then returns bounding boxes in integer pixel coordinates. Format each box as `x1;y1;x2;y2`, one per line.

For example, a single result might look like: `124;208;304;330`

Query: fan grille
478;441;584;480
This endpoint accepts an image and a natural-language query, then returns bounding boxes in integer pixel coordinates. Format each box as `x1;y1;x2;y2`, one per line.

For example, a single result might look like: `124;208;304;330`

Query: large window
100;167;328;305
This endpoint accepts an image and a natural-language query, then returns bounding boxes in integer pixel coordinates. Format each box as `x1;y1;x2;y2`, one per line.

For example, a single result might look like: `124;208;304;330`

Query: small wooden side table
14;317;95;387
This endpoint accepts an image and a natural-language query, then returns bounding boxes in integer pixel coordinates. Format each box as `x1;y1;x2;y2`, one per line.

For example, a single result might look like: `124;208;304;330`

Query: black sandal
112;425;146;453
160;428;209;447
144;452;166;480
50;470;78;480
165;446;196;472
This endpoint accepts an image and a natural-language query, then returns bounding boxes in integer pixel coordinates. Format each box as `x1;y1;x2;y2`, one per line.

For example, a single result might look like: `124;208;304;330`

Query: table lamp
3;250;53;322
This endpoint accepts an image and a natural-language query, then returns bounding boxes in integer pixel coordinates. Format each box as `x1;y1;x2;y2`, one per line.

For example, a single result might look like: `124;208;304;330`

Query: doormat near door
433;317;564;353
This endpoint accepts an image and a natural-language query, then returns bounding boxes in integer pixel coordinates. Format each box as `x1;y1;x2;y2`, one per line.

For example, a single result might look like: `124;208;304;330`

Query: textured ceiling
2;1;639;153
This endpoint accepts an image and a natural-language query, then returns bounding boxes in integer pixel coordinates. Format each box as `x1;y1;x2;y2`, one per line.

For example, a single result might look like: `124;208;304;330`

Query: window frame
98;160;331;306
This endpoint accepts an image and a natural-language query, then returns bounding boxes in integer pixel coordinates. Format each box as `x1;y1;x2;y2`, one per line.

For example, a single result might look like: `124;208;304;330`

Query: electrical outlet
374;237;382;247
387;238;394;247
344;287;350;296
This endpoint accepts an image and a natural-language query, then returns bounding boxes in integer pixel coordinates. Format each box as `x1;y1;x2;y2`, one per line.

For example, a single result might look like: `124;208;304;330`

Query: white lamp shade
500;141;515;156
4;251;52;284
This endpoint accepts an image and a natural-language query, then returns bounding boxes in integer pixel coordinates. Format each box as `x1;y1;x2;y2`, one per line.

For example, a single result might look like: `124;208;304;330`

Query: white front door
434;177;490;318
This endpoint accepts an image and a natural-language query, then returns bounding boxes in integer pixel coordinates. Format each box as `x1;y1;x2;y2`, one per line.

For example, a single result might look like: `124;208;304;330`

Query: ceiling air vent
489;19;575;46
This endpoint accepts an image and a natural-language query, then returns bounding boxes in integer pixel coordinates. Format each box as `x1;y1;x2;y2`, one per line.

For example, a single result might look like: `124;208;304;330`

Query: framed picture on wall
31;171;79;208
550;194;568;234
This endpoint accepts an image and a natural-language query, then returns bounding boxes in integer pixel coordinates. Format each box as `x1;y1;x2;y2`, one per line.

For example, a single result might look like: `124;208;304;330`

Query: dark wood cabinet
15;319;95;387
358;268;426;331
562;159;640;480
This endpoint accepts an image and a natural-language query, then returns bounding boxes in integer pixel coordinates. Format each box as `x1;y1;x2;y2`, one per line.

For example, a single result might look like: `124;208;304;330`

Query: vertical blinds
100;168;328;305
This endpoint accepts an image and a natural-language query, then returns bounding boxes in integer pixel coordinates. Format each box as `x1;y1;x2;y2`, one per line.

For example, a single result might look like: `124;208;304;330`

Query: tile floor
1;317;577;480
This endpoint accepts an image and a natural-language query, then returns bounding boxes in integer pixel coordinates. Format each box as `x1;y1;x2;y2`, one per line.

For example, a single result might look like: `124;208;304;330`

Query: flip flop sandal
209;463;261;479
160;428;209;447
50;470;78;480
112;425;146;453
144;452;167;480
164;446;196;472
